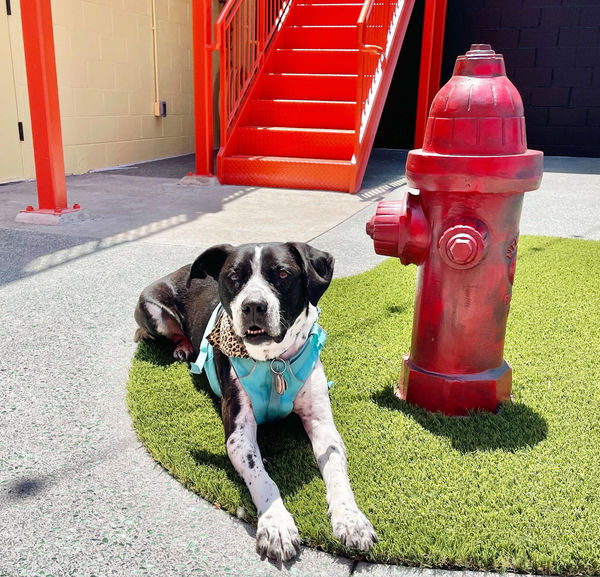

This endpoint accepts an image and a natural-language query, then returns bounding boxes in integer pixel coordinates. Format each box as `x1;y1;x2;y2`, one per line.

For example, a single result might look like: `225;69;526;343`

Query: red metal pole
19;0;79;216
414;0;447;148
193;0;214;175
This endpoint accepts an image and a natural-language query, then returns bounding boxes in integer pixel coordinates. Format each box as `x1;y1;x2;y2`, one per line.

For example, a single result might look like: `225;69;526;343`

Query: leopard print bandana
206;310;250;359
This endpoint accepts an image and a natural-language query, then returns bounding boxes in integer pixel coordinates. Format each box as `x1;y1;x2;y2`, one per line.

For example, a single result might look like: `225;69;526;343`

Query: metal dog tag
270;358;288;395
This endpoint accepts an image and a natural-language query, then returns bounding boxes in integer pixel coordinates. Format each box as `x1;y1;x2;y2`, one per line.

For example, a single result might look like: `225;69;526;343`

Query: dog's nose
241;298;268;318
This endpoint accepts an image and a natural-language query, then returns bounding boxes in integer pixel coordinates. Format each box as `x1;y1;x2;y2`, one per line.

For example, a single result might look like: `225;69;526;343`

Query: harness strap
190;305;329;424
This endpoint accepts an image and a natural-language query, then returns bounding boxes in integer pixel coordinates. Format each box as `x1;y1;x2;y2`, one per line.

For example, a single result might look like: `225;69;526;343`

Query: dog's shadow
372;386;548;453
134;338;180;367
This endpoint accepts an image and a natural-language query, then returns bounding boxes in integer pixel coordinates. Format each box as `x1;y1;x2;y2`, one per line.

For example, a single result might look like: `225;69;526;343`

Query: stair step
272;49;358;74
221;155;353;192
280;25;357;49
260;73;357;101
308;0;364;3
247;99;356;130
237;126;354;159
291;3;363;26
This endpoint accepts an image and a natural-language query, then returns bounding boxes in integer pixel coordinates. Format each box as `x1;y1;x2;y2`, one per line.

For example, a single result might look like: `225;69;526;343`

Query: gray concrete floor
0;151;598;577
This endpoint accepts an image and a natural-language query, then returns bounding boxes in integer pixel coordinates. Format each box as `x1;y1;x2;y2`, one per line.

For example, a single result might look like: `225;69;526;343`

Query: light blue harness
190;305;329;424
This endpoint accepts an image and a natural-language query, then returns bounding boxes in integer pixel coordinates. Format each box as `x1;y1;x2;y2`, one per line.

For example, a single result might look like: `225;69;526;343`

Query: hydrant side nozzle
365;195;431;266
366;200;408;258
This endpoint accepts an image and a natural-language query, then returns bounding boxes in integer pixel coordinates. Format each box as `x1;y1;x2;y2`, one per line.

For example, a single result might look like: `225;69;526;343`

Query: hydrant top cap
454;44;506;78
418;43;528;157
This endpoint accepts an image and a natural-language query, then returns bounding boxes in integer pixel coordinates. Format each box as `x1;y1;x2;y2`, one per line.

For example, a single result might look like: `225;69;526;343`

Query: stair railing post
258;0;265;53
193;0;215;175
217;13;231;146
414;0;447;147
17;0;84;221
386;0;393;41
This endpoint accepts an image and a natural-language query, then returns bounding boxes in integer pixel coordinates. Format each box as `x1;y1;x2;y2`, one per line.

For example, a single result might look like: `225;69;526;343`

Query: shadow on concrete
0;149;408;287
4;477;48;500
101;154;197;178
372;386;548;453
0;171;256;286
542;156;600;175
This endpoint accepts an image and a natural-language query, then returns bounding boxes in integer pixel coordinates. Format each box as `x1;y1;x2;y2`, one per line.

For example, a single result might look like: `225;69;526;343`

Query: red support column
192;0;215;176
414;0;447;148
17;0;82;222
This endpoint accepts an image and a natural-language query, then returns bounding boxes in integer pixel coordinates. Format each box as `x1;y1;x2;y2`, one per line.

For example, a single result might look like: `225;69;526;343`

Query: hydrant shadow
372;387;548;454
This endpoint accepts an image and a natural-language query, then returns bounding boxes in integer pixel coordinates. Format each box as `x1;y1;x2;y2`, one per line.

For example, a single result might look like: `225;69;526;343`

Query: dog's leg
135;298;194;361
221;371;301;562
294;360;378;551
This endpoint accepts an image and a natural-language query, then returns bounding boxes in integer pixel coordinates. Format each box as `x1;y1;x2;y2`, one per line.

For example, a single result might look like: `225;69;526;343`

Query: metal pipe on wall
151;0;164;117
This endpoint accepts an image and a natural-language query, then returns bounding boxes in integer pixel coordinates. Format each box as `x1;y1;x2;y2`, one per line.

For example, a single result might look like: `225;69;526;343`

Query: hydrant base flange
398;355;512;416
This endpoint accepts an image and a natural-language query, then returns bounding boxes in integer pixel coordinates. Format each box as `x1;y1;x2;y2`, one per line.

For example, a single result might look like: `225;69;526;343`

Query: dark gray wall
376;0;600;157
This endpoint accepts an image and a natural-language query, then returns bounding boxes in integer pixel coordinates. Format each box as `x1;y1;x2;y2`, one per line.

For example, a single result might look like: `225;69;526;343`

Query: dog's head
188;242;334;360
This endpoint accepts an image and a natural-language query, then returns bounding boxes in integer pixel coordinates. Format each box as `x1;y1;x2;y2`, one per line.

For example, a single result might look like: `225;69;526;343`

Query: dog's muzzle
239;297;278;344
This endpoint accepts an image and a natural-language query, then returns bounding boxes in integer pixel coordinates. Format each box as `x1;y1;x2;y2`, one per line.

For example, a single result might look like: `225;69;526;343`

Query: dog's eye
278;269;289;279
228;272;239;282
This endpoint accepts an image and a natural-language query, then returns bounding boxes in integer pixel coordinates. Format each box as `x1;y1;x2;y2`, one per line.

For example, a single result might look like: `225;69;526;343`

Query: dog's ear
287;243;335;306
187;244;234;287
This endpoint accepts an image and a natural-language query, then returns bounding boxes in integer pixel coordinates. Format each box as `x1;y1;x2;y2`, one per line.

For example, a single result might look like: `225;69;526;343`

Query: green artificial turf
127;235;600;574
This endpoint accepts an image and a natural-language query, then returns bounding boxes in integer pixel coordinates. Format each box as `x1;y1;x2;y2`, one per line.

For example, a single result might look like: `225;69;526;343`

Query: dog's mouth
243;325;272;344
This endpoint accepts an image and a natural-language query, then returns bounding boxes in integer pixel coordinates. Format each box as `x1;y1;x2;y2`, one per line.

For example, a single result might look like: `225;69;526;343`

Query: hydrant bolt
439;225;487;269
448;236;475;264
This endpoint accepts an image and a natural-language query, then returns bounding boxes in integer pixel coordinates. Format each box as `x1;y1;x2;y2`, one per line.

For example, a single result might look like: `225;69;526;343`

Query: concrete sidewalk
0;151;598;577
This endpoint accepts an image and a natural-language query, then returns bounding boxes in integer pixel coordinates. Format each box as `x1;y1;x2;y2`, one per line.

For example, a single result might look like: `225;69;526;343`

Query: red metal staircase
211;0;415;193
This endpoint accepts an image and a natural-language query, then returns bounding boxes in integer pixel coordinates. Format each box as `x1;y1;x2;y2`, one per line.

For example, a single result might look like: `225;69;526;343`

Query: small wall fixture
154;100;167;117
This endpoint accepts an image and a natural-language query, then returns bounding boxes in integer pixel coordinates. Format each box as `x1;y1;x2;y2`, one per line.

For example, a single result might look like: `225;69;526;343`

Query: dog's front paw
256;500;301;562
330;506;378;551
173;338;194;362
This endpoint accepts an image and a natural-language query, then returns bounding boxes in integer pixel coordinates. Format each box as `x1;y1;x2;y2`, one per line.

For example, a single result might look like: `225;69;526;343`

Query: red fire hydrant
366;44;543;416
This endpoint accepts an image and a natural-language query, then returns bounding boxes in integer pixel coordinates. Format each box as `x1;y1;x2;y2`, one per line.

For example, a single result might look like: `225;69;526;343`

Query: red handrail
349;0;414;190
355;0;414;153
212;0;292;145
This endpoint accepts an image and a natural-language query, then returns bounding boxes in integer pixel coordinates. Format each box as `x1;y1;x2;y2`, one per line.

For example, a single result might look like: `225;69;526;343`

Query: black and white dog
134;242;377;562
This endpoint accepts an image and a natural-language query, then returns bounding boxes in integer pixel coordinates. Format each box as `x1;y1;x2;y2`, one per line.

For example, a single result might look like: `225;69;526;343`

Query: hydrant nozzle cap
366;218;375;238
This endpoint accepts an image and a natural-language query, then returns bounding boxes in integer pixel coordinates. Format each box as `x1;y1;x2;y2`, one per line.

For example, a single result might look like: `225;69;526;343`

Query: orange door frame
414;0;448;148
18;0;80;216
192;0;215;176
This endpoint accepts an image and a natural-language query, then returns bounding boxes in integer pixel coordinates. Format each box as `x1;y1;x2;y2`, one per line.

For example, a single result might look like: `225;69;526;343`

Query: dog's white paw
330;505;378;551
256;500;301;562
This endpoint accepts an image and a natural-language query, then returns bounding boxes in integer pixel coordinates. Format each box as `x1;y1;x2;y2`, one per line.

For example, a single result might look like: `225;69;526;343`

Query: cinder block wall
442;0;600;157
52;0;194;174
5;0;197;179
